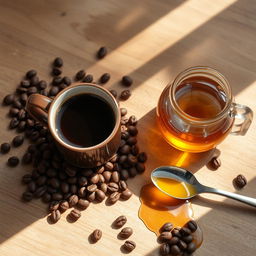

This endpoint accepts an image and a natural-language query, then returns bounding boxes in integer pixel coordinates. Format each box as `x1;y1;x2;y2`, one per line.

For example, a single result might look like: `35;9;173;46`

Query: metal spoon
151;166;256;207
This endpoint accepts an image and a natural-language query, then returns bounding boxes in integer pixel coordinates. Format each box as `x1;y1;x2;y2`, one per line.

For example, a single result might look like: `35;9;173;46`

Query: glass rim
169;66;233;124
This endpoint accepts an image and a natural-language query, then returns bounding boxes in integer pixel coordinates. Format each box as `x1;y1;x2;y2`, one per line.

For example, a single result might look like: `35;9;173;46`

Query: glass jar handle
230;103;253;135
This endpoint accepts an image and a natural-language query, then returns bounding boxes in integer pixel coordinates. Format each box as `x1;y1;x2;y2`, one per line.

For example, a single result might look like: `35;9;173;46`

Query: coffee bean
128;115;137;126
50;210;61;223
22;153;32;165
186;220;198;232
20;93;28;104
119;227;133;239
16;87;27;94
108;192;120;204
169;236;180;245
75;70;85;80
77;199;90;210
104;161;114;171
182;235;193;244
64;165;77;177
100;183;108;193
120;108;127;116
3;94;15;105
113;163;120;171
77;176;87;187
82;74;93;83
68;194;79;207
128;167;137;177
62;76;71;86
108;182;119;192
159;232;172;242
26;69;37;79
18;109;26;120
27;86;38;95
97;46;107;59
119;180;127;191
136;162;145;174
22;174;32;184
42;193;52;203
178;240;187;250
120;90;131;100
49;86;59;96
100;73;110;84
52;68;62;76
180;227;191;236
90;173;99;184
172;228;182;238
28;181;36;192
131;145;139;156
34;185;47;198
123;240;136;252
52;76;62;86
30;76;39;86
67;176;77;184
121;189;132;200
38;80;47;90
233;174;247;189
53;57;63;68
22;191;33;201
69;209;81;221
127;126;138;136
87;184;97;193
87;191;96;202
137;152;147;163
95;166;105;174
102;171;112;182
10;118;19;129
126;137;137;145
120;169;129;180
9;107;19;117
59;200;69;212
119;145;130;154
187;242;196;253
207;157;221;170
7;156;19;166
12;135;24;147
127;154;137;166
20;80;30;88
159;243;170;256
36;175;47;186
121;76;133;87
91;229;102;243
18;121;26;132
110;89;117;98
96;189;106;202
113;215;127;228
160;222;173;233
118;155;127;164
170;245;181;255
26;119;35;128
77;187;86;199
111;171;120;183
0;143;11;154
13;99;22;109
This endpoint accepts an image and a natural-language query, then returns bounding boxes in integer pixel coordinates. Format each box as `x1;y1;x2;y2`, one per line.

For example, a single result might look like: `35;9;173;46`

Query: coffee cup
26;83;121;167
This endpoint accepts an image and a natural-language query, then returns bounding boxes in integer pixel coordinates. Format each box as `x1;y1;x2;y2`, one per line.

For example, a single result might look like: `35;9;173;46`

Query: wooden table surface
0;0;256;255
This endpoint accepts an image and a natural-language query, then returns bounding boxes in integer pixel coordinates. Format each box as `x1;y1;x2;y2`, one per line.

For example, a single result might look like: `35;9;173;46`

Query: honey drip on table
139;179;203;247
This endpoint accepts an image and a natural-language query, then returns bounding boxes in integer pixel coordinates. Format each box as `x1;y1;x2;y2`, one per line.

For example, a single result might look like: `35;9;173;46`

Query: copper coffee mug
26;83;121;168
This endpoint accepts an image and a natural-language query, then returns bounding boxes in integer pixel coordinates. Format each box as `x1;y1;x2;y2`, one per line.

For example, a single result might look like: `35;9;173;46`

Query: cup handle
230;103;253;136
26;94;53;126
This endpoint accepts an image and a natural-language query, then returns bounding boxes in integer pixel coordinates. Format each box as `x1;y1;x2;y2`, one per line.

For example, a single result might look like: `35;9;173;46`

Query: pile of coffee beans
158;221;198;256
1;55;147;225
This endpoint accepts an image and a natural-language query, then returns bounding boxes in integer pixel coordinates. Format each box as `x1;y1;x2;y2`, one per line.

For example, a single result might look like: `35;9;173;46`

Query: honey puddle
139;182;203;247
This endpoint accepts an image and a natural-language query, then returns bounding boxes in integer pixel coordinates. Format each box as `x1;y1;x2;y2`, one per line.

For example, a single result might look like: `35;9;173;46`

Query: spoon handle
201;186;256;207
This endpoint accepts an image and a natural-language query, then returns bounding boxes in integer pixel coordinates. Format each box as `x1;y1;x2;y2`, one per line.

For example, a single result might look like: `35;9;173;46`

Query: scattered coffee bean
107;192;120;204
82;74;93;83
3;94;15;105
12;135;24;147
91;229;102;243
119;180;127;191
7;156;19;166
159;243;170;256
77;199;90;210
69;209;81;221
113;215;127;228
75;70;85;80
233;174;247;189
121;189;132;200
0;142;11;154
160;222;173;233
53;57;63;68
186;220;198;232
119;227;133;239
100;73;110;84
26;69;37;79
121;76;133;87
110;89;117;98
50;210;61;223
97;46;107;59
123;240;136;253
59;201;69;212
120;89;131;100
207;157;221;170
68;194;79;207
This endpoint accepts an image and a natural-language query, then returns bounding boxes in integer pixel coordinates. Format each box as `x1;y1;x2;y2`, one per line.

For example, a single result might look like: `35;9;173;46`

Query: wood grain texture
0;0;256;255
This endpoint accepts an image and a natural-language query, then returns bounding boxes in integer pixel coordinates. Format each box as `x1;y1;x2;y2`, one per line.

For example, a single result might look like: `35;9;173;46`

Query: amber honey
157;74;234;152
139;183;203;247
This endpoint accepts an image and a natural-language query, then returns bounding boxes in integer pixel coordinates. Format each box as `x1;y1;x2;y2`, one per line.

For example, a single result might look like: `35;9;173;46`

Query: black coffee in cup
56;94;115;147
